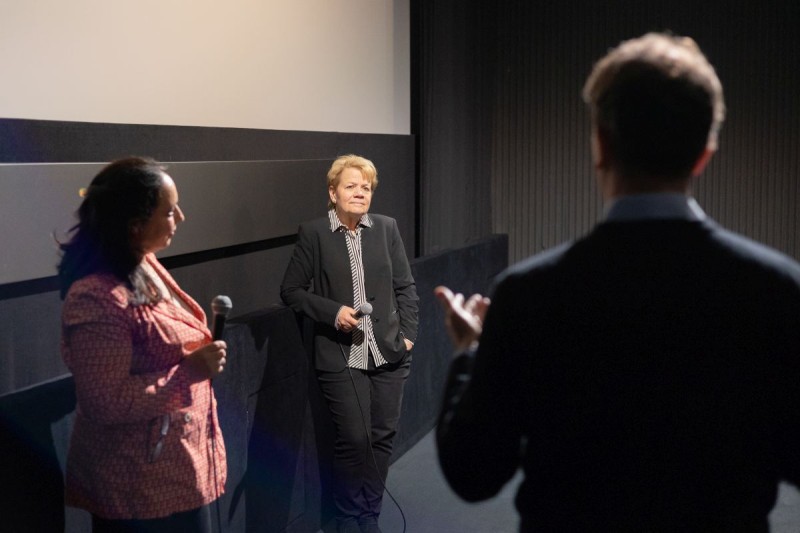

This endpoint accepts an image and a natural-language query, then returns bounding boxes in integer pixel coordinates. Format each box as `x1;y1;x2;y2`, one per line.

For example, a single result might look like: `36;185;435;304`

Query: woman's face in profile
329;167;373;222
134;173;185;256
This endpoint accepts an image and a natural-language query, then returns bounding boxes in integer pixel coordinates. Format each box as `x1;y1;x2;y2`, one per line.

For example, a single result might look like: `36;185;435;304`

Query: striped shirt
328;209;387;369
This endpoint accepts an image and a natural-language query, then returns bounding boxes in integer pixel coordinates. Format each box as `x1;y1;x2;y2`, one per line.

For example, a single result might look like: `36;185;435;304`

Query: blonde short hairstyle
583;33;725;180
327;154;379;209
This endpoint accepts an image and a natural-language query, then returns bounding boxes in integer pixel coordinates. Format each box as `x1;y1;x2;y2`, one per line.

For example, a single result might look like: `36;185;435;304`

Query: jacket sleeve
436;276;523;501
280;223;343;326
389;218;419;343
62;282;201;425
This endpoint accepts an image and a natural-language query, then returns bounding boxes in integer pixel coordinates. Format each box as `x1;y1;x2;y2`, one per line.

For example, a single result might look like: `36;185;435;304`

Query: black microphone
353;302;373;319
210;295;233;340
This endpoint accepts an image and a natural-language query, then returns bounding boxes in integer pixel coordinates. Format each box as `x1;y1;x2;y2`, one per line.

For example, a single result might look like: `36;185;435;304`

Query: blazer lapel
145;254;211;338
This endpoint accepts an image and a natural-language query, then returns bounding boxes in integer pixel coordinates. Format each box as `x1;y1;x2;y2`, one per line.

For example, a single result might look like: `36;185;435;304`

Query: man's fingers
435;286;488;320
464;294;482;313
451;292;465;309
466;295;491;321
434;285;455;308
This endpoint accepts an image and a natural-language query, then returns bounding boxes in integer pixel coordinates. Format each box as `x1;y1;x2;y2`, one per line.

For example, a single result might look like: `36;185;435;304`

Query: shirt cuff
334;306;345;330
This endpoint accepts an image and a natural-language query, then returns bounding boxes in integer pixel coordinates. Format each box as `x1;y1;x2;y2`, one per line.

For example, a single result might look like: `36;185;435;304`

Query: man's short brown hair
583;33;725;180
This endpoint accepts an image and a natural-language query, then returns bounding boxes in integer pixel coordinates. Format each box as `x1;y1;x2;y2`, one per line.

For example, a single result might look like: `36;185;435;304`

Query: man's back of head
583;33;726;184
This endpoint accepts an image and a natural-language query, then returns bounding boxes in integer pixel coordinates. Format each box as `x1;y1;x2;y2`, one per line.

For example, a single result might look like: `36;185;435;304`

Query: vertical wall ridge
487;1;799;265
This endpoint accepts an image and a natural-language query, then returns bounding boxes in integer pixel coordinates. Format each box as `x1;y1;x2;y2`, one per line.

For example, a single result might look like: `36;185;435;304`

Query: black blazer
281;213;419;372
437;217;800;532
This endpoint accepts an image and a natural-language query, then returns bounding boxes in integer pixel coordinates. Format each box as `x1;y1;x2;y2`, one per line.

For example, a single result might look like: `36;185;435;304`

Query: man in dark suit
435;33;800;532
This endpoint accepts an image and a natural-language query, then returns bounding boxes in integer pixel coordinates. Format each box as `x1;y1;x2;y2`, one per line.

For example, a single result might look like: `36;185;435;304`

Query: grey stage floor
367;430;800;533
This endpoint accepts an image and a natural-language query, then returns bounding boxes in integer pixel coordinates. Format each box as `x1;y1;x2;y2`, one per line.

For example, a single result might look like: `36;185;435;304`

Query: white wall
0;0;410;135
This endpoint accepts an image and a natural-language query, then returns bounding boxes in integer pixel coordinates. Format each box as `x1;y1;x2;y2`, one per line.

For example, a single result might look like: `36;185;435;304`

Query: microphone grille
211;295;233;316
359;302;373;316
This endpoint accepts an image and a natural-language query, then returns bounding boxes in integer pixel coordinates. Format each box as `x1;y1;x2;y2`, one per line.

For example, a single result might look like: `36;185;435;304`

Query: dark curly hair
57;157;167;302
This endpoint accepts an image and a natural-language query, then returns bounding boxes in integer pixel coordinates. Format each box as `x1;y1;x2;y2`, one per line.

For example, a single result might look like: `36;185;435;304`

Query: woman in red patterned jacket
58;157;227;533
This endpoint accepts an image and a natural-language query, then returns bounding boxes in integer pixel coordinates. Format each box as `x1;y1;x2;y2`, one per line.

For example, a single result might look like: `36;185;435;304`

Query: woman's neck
337;212;361;231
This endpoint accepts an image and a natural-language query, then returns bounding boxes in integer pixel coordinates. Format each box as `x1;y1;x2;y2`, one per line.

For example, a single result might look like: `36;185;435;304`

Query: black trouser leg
317;359;410;529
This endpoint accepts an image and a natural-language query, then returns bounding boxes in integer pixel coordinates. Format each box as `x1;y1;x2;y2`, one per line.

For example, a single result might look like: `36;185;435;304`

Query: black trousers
317;356;411;527
91;505;212;533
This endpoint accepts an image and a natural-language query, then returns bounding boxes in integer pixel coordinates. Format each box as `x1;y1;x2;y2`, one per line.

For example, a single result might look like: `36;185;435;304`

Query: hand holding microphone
209;295;232;375
185;295;232;380
336;302;372;332
186;342;227;380
211;295;233;341
353;302;373;319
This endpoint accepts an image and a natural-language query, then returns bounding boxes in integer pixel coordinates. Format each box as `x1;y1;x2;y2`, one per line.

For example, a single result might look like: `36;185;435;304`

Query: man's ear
691;146;715;177
592;126;612;170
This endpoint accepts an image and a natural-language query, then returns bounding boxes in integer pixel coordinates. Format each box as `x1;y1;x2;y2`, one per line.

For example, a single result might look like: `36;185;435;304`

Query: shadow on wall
219;307;332;533
0;375;76;532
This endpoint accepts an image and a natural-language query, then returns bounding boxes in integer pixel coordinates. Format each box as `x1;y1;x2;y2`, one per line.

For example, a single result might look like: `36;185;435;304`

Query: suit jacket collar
604;194;706;222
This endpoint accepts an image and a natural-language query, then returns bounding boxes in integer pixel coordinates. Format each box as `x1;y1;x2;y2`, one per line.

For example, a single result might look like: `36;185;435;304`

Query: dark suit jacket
437;217;800;532
281;213;419;372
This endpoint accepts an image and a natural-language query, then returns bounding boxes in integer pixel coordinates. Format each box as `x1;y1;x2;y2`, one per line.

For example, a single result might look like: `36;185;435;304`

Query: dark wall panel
0;119;415;395
0;161;326;286
414;0;495;255
392;235;508;459
415;0;800;264
489;0;800;264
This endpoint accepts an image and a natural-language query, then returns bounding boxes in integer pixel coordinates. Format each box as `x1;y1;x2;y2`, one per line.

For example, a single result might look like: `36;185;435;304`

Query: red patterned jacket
61;254;226;519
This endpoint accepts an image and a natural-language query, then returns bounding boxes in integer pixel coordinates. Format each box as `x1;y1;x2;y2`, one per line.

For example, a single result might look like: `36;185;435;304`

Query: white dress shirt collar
328;209;373;232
